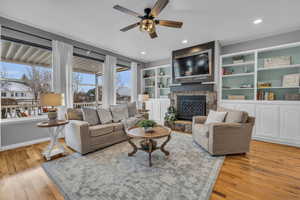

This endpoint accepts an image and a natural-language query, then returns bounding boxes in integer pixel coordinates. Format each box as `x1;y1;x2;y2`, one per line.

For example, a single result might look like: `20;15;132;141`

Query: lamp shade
40;93;64;106
138;94;150;102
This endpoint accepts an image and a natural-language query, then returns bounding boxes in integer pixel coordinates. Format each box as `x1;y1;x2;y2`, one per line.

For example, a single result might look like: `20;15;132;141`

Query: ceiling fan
113;0;183;39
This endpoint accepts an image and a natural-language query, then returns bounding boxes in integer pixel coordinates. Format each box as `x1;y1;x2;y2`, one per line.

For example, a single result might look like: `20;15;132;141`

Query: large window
116;67;131;104
1;40;52;119
72;55;103;108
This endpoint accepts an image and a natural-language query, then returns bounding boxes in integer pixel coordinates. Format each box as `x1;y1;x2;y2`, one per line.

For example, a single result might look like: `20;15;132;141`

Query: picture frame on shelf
282;73;300;87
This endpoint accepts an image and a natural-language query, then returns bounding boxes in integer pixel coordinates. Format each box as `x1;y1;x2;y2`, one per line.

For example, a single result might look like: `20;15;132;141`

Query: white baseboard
252;136;300;148
0;135;65;152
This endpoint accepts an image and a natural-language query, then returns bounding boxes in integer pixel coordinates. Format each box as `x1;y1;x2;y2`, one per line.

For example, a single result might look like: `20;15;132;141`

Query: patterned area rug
42;133;224;200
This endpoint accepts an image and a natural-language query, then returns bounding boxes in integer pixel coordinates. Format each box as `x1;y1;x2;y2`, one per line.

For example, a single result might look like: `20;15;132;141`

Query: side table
37;120;69;160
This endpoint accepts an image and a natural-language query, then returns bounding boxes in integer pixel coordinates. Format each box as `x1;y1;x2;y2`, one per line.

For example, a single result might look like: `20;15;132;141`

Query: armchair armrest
65;120;90;154
192;116;207;124
208;122;254;155
210;122;242;128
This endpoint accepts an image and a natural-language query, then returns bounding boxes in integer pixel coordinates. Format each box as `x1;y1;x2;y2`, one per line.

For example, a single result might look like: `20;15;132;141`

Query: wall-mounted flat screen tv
174;49;212;80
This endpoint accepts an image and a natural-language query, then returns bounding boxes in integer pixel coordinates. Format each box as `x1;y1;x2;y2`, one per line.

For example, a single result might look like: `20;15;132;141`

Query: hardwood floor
0;139;300;200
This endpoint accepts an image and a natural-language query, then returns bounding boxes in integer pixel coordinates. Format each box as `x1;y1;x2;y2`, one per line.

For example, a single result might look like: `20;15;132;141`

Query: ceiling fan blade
120;23;140;32
149;31;158;39
157;20;183;28
113;5;143;18
150;0;169;17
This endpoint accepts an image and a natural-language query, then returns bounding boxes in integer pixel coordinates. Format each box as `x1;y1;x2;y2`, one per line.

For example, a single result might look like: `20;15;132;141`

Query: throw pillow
218;107;248;123
205;110;227;124
127;102;137;117
97;108;113;124
82;108;100;125
110;104;129;122
66;108;83;120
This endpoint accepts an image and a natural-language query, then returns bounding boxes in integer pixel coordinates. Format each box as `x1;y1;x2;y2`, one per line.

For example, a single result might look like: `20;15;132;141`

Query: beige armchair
192;108;255;156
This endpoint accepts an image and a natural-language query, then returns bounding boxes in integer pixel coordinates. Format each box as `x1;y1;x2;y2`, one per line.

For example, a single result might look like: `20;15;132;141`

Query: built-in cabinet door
160;99;170;125
145;100;154;120
255;105;280;138
220;103;237;110
152;99;161;124
280;106;300;141
235;104;255;117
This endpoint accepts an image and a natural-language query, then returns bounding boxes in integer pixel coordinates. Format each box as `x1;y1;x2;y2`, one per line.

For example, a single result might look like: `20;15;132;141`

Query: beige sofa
65;102;144;154
192;108;255;155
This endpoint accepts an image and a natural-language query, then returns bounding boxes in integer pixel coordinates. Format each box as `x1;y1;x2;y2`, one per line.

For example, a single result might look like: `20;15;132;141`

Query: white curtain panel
102;55;117;108
131;62;138;102
52;40;73;118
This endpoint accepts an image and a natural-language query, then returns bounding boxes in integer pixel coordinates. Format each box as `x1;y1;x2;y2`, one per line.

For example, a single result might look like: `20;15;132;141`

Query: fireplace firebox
177;95;206;120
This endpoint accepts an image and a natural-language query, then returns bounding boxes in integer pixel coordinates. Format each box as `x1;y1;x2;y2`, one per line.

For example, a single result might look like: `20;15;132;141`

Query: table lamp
138;94;149;111
40;93;64;122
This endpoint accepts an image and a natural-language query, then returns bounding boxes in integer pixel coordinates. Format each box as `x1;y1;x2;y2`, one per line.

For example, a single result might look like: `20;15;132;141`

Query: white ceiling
1;0;300;62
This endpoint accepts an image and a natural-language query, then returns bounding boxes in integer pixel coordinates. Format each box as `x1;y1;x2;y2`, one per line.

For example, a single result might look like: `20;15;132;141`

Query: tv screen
174;50;211;79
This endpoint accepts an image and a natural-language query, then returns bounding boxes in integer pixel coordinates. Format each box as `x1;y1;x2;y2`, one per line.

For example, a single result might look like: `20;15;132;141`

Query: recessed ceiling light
253;18;263;25
182;39;188;44
141;51;146;55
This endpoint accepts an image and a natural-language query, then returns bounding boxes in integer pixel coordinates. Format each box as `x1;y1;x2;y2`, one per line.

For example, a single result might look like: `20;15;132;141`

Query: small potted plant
137;120;157;133
164;106;177;130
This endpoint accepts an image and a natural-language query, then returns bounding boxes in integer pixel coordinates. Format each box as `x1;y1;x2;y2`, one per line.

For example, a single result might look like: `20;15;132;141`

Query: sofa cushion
193;124;209;150
127;102;137;117
121;117;140;130
82;108;100;125
97;108;113;124
67;108;83;120
205;110;227;124
110;104;129;122
89;124;114;137
218;107;248;123
111;122;124;131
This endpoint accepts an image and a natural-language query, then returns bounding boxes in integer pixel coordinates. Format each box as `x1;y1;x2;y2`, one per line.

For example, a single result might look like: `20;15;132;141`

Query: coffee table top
126;125;171;139
37;120;69;128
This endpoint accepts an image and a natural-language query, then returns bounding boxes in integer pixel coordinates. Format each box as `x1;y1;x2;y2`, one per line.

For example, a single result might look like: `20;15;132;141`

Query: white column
102;55;117;108
131;62;138;102
52;40;73;119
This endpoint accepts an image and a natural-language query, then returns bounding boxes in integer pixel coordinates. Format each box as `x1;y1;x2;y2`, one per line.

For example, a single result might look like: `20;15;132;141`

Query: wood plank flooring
0;139;300;200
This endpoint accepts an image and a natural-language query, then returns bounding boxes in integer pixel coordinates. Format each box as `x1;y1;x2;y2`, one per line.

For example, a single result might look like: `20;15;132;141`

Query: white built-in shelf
159;88;170;90
202;81;216;84
222;72;254;78
257;64;300;71
157;75;171;78
223;87;254;90
143;76;156;79
222;61;255;68
258;86;300;89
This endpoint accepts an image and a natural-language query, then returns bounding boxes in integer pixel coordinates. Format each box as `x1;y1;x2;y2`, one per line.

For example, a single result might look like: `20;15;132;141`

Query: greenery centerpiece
137;119;157;133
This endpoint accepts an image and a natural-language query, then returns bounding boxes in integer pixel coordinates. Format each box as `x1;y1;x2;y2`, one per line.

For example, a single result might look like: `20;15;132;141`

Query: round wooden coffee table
126;125;171;167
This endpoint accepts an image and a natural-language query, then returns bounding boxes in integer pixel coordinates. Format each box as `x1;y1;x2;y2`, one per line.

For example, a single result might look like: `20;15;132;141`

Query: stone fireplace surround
170;90;217;120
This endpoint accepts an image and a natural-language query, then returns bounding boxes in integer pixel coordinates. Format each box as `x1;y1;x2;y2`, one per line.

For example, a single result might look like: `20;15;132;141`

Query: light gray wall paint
144;58;171;68
145;29;300;66
221;29;300;54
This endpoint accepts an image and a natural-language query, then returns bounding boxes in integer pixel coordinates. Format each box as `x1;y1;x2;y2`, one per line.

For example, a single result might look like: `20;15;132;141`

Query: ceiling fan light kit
113;0;183;39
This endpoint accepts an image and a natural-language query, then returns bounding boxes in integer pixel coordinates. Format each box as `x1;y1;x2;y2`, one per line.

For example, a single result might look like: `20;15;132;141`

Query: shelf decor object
263;56;291;68
282;73;300;87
